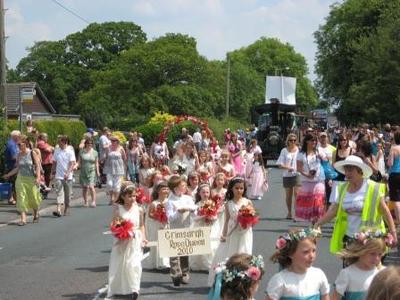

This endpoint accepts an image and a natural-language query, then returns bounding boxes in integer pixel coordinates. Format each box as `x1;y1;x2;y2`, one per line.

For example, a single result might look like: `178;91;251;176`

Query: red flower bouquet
136;187;151;205
211;194;224;211
237;204;259;229
198;201;219;224
152;204;168;224
110;217;135;240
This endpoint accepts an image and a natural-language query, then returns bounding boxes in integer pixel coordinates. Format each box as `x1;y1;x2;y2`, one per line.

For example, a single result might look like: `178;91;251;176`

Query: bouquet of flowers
110;216;134;240
152;204;168;225
211;194;224;210
197;201;219;224
136;187;151;205
237;204;259;229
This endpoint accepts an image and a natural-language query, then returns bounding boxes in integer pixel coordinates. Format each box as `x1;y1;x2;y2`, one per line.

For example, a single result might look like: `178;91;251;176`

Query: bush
206;117;250;143
112;131;127;144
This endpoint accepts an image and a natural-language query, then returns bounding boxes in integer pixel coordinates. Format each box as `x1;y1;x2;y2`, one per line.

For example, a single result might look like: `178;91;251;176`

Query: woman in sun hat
315;153;397;253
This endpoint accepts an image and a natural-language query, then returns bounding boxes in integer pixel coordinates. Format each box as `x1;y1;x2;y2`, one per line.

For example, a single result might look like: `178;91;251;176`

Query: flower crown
346;228;395;247
275;227;322;250
214;255;264;282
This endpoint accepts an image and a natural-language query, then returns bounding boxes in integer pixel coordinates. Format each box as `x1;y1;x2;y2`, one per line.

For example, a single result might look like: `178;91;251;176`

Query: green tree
10;22;146;114
314;0;400;123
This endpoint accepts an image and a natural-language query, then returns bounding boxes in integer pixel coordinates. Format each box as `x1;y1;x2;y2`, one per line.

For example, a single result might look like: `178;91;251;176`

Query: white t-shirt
318;145;334;164
53;147;76;180
266;267;330;300
277;148;298;177
297;152;326;182
192;131;202;143
334;264;385;297
330;179;370;236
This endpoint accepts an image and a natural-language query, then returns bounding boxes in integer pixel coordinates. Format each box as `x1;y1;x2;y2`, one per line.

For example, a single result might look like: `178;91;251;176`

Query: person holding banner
166;175;196;286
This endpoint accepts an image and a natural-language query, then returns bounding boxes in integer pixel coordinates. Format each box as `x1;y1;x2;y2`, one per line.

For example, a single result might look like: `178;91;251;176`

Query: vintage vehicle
250;99;305;160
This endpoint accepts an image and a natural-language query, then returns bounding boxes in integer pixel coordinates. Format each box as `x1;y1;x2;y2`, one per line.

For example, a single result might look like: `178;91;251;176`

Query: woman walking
3;135;42;225
333;133;354;181
277;133;299;219
296;133;326;223
388;130;400;225
104;136;126;205
77;138;99;207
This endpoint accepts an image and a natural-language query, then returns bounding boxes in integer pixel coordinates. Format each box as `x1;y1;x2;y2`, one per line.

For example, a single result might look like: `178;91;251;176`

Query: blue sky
6;0;336;80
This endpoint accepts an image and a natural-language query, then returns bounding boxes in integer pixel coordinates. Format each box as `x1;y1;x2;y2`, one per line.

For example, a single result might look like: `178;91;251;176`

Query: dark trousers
42;164;52;187
170;256;189;279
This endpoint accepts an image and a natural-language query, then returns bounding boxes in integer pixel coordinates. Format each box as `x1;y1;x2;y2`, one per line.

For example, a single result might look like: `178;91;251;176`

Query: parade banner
158;227;211;258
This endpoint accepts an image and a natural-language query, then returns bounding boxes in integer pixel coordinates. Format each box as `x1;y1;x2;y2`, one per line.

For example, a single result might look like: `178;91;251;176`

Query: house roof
6;82;56;114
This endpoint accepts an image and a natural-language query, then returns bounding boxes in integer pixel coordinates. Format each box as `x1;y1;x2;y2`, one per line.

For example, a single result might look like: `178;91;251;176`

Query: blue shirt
5;138;19;172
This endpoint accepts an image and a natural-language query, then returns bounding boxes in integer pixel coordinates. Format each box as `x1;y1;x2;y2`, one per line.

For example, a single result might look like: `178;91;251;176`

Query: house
6;82;56;119
5;82;79;120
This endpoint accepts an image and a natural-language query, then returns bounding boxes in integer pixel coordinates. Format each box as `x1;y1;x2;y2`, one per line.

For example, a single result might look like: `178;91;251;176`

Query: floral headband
346;228;395;247
276;227;322;250
207;255;264;300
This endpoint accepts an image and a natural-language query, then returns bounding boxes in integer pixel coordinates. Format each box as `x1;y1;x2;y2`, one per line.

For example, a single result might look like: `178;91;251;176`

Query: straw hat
334;155;372;178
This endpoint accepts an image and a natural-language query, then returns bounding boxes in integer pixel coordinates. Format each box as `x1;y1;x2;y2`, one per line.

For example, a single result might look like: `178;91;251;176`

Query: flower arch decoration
158;115;214;143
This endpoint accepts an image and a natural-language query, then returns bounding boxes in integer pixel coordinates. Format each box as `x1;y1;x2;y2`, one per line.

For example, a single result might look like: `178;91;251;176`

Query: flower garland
275;227;322;250
214;255;264;283
346;228;395;247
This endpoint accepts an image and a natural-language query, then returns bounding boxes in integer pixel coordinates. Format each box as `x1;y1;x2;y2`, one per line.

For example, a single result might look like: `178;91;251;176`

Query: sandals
8;199;16;205
17;221;27;226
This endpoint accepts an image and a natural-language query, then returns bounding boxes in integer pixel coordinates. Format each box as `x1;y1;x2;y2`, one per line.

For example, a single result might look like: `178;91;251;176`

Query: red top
37;140;53;165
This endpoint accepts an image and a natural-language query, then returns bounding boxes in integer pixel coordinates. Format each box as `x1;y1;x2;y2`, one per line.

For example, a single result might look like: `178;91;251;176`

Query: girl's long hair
337;238;386;267
225;177;246;201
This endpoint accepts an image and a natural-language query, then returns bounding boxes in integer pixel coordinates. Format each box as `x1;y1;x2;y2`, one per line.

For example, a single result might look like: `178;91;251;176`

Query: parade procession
1;1;400;300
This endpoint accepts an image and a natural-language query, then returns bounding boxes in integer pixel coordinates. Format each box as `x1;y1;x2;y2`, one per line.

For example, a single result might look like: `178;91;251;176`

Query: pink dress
226;141;244;176
247;162;268;199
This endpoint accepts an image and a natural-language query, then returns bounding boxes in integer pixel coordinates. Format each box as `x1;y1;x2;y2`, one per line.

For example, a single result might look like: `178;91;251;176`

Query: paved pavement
0;168;399;300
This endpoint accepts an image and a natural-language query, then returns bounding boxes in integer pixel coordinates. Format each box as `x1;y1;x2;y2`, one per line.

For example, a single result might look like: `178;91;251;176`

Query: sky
5;0;337;81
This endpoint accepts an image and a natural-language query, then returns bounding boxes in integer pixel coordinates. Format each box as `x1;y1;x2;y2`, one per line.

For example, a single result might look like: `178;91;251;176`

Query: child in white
190;183;220;271
107;183;147;299
247;152;268;200
166;175;196;286
265;228;329;300
145;181;170;270
211;173;227;236
332;229;388;300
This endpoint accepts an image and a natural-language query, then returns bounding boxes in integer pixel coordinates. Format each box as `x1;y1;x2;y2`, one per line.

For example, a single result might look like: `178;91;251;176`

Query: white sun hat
333;155;372;178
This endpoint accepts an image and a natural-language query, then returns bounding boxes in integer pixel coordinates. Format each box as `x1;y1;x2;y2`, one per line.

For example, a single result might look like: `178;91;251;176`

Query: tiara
275;227;322;250
214;255;264;282
346;228;395;247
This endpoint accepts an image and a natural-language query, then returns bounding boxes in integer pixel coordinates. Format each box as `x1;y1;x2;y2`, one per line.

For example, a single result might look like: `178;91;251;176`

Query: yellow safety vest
330;180;386;253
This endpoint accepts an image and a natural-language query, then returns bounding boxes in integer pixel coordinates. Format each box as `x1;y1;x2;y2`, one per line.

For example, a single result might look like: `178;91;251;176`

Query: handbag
320;160;338;180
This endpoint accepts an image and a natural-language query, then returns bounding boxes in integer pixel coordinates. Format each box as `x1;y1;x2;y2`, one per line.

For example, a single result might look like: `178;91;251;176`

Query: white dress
107;204;143;297
190;199;220;271
146;200;170;269
207;197;253;286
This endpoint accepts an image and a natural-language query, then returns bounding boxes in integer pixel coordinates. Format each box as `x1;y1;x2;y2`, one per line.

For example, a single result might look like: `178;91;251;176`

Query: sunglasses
288;139;296;142
17;143;25;146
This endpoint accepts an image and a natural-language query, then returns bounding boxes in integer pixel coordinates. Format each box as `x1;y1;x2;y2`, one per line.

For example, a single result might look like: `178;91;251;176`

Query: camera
309;169;317;176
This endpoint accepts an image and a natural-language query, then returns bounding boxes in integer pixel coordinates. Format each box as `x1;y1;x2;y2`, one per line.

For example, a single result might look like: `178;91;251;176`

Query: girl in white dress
220;177;254;256
197;150;214;184
107;183;148;299
332;229;388;300
190;183;220;271
146;181;170;270
211;173;227;236
265;228;329;300
216;150;235;181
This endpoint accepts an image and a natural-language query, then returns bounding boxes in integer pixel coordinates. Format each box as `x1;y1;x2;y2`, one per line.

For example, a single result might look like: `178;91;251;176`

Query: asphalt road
0;168;398;300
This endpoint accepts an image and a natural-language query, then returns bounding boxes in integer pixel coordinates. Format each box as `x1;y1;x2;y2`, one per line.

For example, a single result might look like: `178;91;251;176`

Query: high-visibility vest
330;180;386;253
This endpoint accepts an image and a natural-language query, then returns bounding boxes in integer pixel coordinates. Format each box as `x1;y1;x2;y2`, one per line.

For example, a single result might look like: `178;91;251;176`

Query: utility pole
225;54;230;117
0;0;6;121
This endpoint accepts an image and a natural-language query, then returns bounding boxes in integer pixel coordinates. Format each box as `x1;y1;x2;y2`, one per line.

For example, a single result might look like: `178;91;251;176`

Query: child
332;228;391;300
197;150;214;184
366;266;400;300
186;171;200;197
166;175;196;286
265;228;329;300
246;152;268;200
107;182;147;300
217;150;235;181
138;154;154;189
211;173;227;236
146;181;170;270
220;177;253;256
191;183;220;271
208;253;265;300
